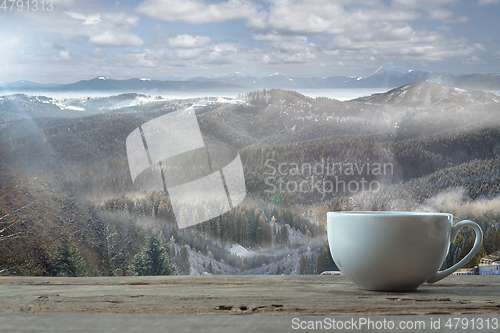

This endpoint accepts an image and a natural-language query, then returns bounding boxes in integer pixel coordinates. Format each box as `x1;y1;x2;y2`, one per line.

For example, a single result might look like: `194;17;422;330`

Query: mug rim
327;211;452;217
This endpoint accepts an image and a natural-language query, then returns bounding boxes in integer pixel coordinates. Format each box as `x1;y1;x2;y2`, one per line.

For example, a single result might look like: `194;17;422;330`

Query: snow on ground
170;223;315;276
10;93;252;116
63;105;85;111
50;99;86;112
228;244;255;257
242;252;304;275
286;225;308;242
109;95;162;109
176;101;208;116
216;96;252;105
186;245;240;275
176;97;252;116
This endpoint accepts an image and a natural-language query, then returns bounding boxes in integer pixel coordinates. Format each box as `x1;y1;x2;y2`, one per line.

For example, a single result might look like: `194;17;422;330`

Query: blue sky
1;0;499;83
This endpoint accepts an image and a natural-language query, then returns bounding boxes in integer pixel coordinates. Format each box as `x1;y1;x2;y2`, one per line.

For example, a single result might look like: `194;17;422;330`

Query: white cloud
428;8;454;20
136;0;260;24
3;36;21;47
153;24;168;37
90;47;106;57
462;55;484;64
391;0;456;8
243;0;476;68
168;35;212;48
90;32;144;46
17;7;143;48
110;50;158;68
253;32;308;46
251;0;421;36
49;10;144;47
115;41;241;67
1;0;495;81
252;33;318;63
211;44;237;54
330;30;473;62
475;43;487;52
52;50;71;60
60;50;71;60
258;1;346;34
477;0;500;6
252;31;289;43
40;42;65;50
1;36;22;66
50;0;75;7
0;37;21;56
204;43;238;64
262;54;273;64
278;51;316;64
101;12;139;26
438;25;454;34
66;12;101;25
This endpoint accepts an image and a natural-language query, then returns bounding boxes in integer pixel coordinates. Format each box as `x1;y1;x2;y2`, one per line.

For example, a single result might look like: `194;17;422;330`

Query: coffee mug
327;212;483;291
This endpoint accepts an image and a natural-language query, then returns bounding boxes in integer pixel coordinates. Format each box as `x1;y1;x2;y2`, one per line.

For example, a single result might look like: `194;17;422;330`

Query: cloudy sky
1;0;499;83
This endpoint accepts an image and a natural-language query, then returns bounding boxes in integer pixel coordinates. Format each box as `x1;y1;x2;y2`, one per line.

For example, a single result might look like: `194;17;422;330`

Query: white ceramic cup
327;211;483;291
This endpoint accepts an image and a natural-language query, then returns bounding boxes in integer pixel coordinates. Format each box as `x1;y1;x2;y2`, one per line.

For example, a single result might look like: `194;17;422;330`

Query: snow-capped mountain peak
351;80;500;110
372;64;417;77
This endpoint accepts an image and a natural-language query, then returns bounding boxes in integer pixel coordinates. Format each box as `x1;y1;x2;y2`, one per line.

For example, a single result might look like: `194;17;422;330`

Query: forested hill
1;82;499;276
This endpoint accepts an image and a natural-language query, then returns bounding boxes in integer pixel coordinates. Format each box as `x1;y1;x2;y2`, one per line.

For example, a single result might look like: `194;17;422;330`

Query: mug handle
427;220;483;284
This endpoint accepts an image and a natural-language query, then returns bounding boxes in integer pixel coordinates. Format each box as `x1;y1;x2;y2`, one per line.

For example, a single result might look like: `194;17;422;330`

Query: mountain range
1;64;500;94
1;80;499;122
0;77;243;94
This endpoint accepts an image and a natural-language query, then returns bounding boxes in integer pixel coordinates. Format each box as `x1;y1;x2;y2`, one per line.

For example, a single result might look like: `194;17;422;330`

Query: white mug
327;212;483;291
